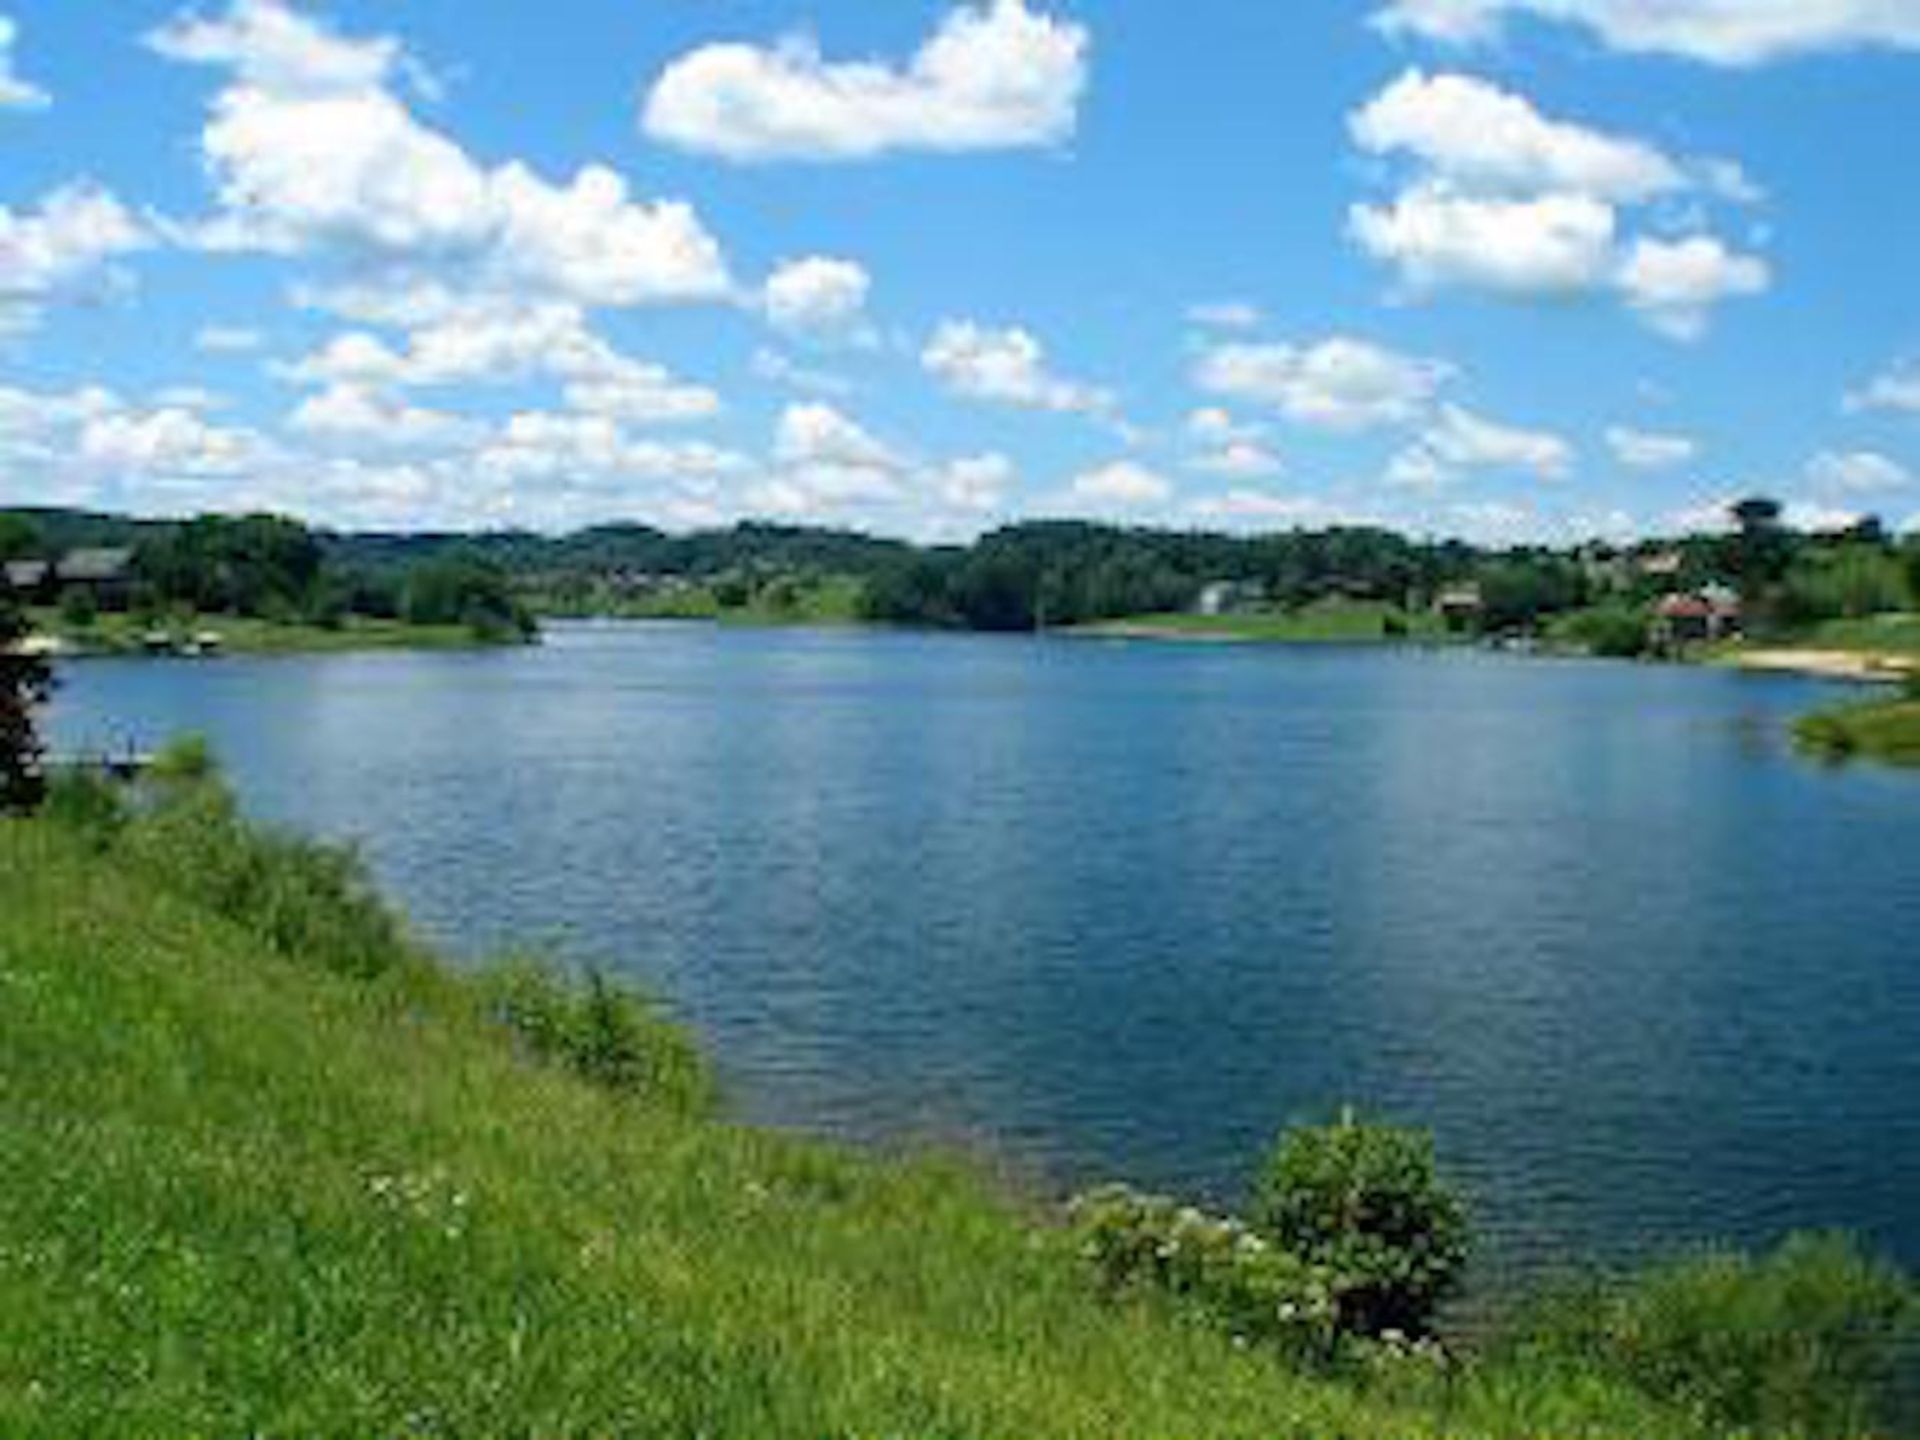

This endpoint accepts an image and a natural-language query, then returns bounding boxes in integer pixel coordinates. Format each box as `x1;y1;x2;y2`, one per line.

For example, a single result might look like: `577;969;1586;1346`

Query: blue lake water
49;622;1920;1280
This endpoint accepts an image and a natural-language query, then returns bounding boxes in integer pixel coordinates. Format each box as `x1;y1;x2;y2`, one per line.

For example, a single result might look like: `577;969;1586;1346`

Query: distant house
1652;586;1742;647
3;559;56;604
1433;583;1484;633
1637;550;1686;581
1195;580;1264;617
53;547;137;611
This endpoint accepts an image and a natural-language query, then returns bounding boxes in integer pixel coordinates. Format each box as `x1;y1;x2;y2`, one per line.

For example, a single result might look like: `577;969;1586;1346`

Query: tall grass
1500;1235;1919;1436
43;735;712;1107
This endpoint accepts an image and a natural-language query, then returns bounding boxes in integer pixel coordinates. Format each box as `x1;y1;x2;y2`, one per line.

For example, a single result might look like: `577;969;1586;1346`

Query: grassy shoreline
0;817;1580;1438
3;758;1913;1435
1795;694;1920;766
1071;603;1447;646
26;608;530;658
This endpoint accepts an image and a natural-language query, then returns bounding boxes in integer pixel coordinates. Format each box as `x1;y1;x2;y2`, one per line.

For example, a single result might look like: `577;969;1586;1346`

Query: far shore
1070;620;1270;645
1070;611;1920;686
21;610;530;660
1718;647;1917;684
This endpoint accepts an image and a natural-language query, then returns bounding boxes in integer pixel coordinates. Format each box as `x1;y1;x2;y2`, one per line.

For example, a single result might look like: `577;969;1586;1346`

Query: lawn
28;608;513;657
1081;601;1445;644
1788;613;1920;655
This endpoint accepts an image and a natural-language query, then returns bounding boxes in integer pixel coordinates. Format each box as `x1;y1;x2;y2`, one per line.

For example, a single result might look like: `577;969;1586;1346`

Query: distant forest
4;501;1917;645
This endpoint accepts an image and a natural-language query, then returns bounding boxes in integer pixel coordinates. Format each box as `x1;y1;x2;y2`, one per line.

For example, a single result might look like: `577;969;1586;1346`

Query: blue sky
3;0;1920;541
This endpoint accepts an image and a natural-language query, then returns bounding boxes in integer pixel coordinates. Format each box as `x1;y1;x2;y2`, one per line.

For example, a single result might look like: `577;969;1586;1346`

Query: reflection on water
51;623;1920;1277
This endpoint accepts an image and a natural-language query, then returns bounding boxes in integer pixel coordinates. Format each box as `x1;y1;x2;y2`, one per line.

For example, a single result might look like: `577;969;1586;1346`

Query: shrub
1507;1233;1918;1438
1794;710;1859;760
472;953;714;1115
120;774;409;981
1067;1185;1339;1358
1252;1114;1470;1339
59;586;99;629
1556;604;1651;659
41;765;129;846
0;592;51;814
402;552;534;642
149;732;219;784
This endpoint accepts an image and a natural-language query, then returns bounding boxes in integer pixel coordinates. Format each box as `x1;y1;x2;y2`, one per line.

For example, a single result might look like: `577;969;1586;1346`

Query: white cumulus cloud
1069;460;1172;506
642;0;1088;162
774;401;901;473
1606;425;1698;470
284;301;721;427
933;452;1015;512
923;319;1112;414
1388;404;1573;488
1847;359;1920;415
152;0;731;315
1186;489;1380;531
1191;441;1284;479
1806;448;1913;494
763;256;872;341
289;383;479;453
1423;403;1573;476
1;14;48;109
1351;184;1618;298
1352;69;1685;202
1346;70;1768;338
0;183;148;334
1373;0;1920;66
1194;337;1451;432
1617;234;1770;341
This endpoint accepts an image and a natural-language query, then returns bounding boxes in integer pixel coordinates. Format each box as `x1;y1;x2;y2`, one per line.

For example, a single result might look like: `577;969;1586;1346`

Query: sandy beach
1726;648;1917;683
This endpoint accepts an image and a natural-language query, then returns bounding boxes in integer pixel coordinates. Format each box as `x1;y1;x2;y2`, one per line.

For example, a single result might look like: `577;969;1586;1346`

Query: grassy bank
1076;602;1444;645
535;575;867;629
2;770;1912;1435
1795;693;1920;767
27;608;523;657
1783;614;1920;656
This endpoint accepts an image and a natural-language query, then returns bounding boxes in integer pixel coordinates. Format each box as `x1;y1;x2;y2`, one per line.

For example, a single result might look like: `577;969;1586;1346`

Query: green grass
1785;614;1920;656
29;608;514;657
539;575;870;629
1795;697;1920;767
715;575;869;628
1082;601;1445;645
0;812;1769;1438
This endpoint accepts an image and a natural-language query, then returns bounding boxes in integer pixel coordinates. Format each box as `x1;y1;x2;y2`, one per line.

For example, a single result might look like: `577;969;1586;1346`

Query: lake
49;622;1920;1281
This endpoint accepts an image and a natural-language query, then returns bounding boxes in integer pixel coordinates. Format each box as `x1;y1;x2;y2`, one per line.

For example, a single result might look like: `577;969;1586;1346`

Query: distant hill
0;506;171;555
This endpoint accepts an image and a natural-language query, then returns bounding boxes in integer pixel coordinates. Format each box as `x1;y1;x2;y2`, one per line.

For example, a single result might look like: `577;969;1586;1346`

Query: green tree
59;586;99;630
1781;544;1908;624
1727;495;1793;612
0;513;41;563
135;513;323;617
1251;1112;1470;1339
402;552;534;641
0;591;52;813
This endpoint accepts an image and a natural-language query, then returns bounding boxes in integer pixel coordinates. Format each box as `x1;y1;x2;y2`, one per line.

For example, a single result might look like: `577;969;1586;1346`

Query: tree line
9;500;1920;643
3;511;533;642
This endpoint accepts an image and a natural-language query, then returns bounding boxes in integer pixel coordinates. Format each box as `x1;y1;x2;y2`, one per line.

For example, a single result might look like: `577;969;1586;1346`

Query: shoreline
20;612;534;660
1071;615;1920;686
1717;647;1917;684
